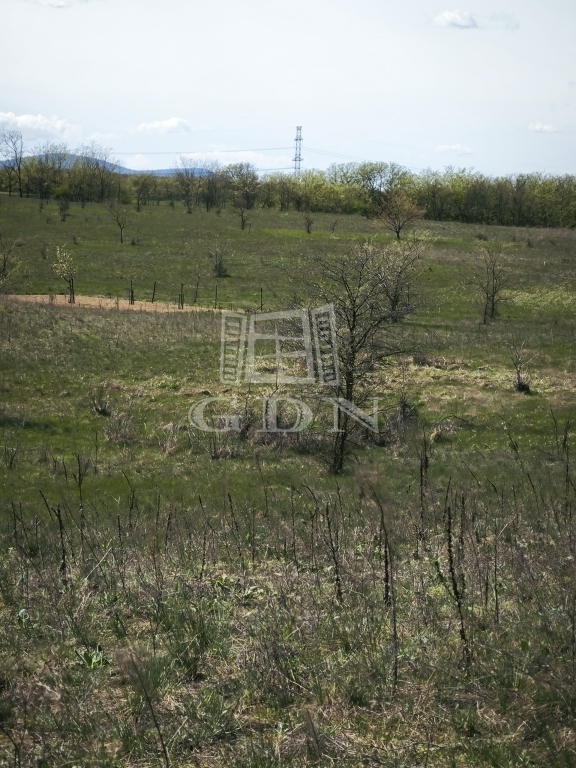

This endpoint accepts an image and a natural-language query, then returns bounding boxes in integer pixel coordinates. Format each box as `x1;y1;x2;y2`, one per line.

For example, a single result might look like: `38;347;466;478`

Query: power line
115;139;429;174
306;146;370;162
116;147;292;155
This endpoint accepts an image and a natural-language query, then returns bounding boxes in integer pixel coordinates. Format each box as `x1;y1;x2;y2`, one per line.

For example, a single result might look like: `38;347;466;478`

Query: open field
1;196;576;766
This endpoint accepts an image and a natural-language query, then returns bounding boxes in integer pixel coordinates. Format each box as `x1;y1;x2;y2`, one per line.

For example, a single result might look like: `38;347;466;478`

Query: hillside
0;197;575;766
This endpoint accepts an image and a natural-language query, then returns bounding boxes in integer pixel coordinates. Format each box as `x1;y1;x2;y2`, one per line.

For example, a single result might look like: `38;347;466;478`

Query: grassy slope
1;197;576;766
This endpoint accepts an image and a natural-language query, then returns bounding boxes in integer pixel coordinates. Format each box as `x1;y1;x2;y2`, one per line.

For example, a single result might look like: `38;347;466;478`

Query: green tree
226;163;259;210
131;174;155;212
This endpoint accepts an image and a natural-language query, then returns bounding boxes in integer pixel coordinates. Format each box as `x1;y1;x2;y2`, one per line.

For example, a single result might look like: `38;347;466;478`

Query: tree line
2;129;575;228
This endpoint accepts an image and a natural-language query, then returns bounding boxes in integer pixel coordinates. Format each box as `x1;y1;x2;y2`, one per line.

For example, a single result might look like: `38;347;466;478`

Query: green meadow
1;194;576;766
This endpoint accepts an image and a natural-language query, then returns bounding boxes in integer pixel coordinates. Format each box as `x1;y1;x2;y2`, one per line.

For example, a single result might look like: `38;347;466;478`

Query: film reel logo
220;305;340;386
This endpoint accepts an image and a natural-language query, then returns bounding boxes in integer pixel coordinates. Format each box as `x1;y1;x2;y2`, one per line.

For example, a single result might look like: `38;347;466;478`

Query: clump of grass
103;409;136;444
90;382;111;416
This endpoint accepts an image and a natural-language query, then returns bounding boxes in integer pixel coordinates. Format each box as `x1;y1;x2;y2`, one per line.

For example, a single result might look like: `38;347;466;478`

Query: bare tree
0;234;20;291
234;206;250;231
75;142;117;203
377;189;425;239
198;160;225;212
53;245;76;303
174;156;200;213
0;130;25;197
305;238;425;472
192;261;204;303
329;218;341;235
509;339;536;393
107;203;130;243
57;195;70;221
209;243;229;277
468;241;510;324
376;233;425;321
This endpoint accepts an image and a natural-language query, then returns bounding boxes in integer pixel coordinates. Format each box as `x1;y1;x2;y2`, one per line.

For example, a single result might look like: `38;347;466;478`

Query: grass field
1;195;576;766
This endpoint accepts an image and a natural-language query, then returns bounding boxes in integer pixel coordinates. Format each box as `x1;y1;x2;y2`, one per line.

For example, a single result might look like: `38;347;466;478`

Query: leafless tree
75;142;116;203
305;238;425;472
192;262;204;303
234;206;250;230
174;156;201;213
57;196;70;221
209;242;229;277
0;129;25;197
0;234;20;291
509;339;536;393
468;241;510;324
303;214;314;234
107;203;130;243
376;233;425;321
198;160;225;212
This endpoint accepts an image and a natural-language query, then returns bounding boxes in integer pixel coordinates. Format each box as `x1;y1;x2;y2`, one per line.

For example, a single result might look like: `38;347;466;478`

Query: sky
1;0;575;176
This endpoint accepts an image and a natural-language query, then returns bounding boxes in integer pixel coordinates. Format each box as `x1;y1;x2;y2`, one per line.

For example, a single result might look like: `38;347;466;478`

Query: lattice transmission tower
293;126;303;175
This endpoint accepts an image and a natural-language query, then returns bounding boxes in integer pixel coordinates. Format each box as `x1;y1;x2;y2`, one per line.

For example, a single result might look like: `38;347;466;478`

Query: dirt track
3;293;216;314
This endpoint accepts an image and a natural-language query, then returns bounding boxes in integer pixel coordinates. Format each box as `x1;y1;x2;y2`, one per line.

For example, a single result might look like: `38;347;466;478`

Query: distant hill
0;154;207;177
120;167;178;177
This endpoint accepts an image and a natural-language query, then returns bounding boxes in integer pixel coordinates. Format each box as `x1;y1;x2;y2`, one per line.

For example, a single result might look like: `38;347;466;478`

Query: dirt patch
3;293;217;314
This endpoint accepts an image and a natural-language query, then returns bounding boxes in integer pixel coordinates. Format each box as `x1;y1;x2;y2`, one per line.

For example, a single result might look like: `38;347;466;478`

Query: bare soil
3;293;214;313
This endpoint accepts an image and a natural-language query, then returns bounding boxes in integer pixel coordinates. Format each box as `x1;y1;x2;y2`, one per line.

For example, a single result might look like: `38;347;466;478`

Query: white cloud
0;111;81;139
433;10;477;28
431;9;519;30
134;118;191;134
436;143;474;155
529;123;557;133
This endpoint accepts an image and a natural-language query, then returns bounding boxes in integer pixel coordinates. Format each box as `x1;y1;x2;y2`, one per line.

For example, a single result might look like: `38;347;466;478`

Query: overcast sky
1;0;575;175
